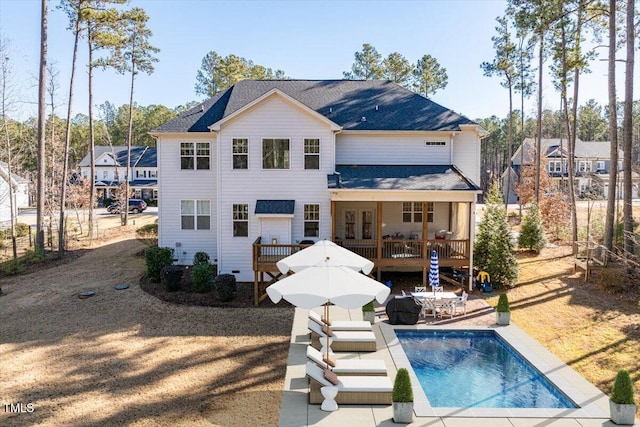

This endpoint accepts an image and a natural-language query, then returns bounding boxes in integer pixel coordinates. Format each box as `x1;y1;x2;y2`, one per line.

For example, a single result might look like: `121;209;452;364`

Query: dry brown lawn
0;230;294;426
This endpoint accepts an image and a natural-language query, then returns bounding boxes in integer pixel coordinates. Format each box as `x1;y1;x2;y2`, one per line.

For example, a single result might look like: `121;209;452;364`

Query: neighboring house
502;138;639;203
78;146;158;201
0;161;30;228
151;79;485;298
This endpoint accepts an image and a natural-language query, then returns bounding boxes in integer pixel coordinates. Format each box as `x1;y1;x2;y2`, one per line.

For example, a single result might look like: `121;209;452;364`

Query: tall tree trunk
88;29;95;241
59;6;81;258
622;0;635;256
1;46;18;259
604;0;618;258
505;81;513;210
535;32;543;204
124;34;137;227
36;0;48;252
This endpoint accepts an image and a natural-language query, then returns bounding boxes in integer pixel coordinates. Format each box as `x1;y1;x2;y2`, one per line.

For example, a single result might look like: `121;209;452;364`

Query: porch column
376;202;382;281
467;201;474;292
331;200;336;241
422;201;428;286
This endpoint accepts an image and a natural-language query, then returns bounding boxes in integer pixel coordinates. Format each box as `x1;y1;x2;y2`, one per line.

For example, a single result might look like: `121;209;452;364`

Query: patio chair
305;361;392;405
453;291;468;315
308;320;377;352
414;286;427;293
438;297;456;319
413;295;437;319
306;346;387;376
308;310;372;331
431;285;444;292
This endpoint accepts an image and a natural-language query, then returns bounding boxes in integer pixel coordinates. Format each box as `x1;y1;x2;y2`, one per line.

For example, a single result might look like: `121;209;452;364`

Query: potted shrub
362;300;376;324
609;369;637;425
496;293;511;325
392;368;414;423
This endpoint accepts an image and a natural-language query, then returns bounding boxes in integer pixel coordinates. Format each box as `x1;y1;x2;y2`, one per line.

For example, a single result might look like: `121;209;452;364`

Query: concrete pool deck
278;294;637;426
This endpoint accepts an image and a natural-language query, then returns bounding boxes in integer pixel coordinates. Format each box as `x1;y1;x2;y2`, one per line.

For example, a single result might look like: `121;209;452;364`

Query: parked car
107;199;148;214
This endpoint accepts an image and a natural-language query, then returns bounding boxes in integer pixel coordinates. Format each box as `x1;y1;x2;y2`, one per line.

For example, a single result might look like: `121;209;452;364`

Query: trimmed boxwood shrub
193;251;210;266
215;274;237;302
611;369;635;404
145;246;174;282
192;264;213;293
496;293;510;313
392;368;413;402
162;265;183;291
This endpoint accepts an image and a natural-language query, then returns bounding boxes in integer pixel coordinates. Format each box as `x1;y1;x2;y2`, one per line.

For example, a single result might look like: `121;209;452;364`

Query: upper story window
578;160;592;172
233;204;249;237
548;160;562;173
232;138;248;169
263;138;289;169
102;171;109;180
596;160;605;171
149;170;157;178
304;138;320;170
181;142;210;170
304;204;320;237
181;200;211;230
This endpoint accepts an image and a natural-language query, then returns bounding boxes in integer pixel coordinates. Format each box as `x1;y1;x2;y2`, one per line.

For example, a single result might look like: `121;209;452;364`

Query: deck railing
253;237;469;270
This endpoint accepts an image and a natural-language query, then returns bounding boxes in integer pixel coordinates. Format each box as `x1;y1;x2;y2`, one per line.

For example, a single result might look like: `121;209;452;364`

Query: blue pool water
395;330;578;409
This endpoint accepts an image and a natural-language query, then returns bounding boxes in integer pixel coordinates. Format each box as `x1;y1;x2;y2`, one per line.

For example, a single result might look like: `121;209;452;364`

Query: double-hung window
181;142;210;170
233;204;249;237
402;202;422;223
262;138;289;169
304;204;320;237
181;200;211;230
232;138;248;169
304;138;320;170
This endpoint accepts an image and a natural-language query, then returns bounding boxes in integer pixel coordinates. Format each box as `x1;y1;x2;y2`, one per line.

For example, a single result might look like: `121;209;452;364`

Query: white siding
452;131;481;185
336;134;451;165
157;135;217;265
217;95;335;281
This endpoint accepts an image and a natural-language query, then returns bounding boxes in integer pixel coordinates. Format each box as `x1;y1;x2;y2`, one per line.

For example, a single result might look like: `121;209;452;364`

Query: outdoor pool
395;329;578;409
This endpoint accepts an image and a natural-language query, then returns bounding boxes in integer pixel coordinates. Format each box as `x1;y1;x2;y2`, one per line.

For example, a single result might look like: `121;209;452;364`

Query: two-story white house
502;138;639;203
78;145;158;202
151;80;485;304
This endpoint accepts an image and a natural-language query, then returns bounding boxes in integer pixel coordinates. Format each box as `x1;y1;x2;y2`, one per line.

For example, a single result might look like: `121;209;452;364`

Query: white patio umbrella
267;258;390;359
276;239;374;275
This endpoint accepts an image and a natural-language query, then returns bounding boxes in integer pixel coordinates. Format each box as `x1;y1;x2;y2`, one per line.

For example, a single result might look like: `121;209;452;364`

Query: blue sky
0;0;628;122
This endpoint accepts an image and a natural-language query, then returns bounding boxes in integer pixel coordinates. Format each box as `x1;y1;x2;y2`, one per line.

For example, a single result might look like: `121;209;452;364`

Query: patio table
411;291;458;300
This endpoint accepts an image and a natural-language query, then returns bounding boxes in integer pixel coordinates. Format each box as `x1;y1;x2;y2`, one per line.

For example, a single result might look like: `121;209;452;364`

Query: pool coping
380;322;611;419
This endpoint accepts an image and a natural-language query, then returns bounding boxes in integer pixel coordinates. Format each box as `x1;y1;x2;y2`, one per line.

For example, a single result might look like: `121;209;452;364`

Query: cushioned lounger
308;310;373;331
305;361;392;405
306;346;387;376
308;320;377;352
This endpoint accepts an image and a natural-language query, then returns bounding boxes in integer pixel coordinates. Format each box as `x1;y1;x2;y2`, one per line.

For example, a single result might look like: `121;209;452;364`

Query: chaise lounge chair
308;310;372;331
308;320;377;352
306;346;387;376
305;361;392;405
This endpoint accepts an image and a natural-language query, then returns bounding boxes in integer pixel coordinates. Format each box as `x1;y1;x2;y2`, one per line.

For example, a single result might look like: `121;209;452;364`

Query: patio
277;293;617;427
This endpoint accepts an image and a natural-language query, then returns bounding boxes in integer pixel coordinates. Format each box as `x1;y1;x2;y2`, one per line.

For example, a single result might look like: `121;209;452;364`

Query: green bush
145;246;174;282
496;293;510;313
611;369;635;404
161;265;183;291
192;264;213;293
392;368;413;402
15;223;30;238
362;300;375;312
2;259;24;275
193;251;210;266
518;203;546;253
215;274;237;302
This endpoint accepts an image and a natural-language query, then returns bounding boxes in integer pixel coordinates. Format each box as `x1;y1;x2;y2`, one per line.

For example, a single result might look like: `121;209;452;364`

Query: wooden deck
252;237;470;305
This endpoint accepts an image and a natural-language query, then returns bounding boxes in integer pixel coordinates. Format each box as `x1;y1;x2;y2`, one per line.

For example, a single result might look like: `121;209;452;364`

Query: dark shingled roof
153;80;476;133
255;200;296;215
78;146;156;167
328;165;480;191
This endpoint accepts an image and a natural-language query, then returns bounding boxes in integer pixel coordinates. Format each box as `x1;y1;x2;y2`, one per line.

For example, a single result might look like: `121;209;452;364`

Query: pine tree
474;183;519;288
518;203;546;253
